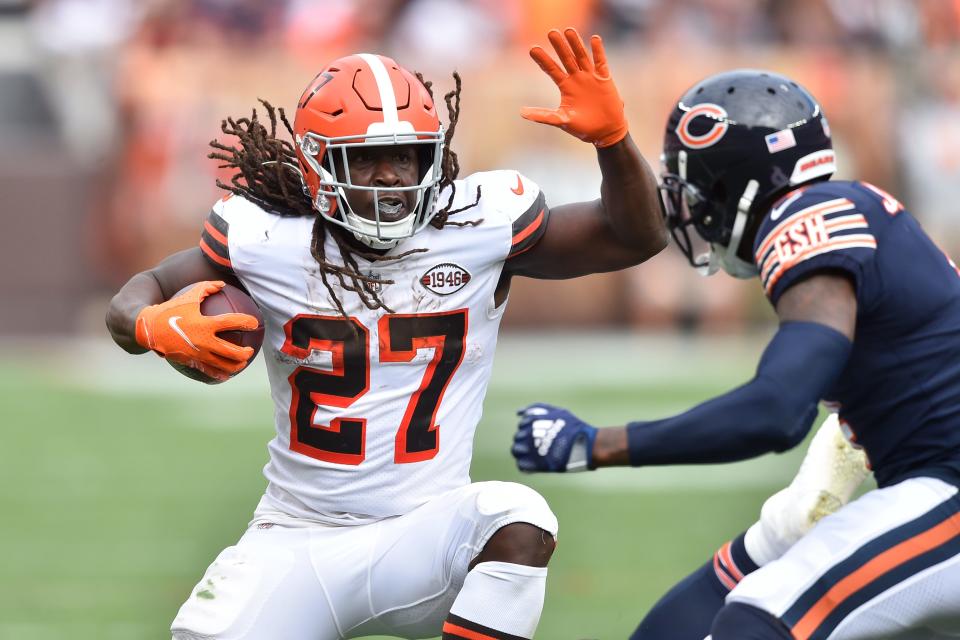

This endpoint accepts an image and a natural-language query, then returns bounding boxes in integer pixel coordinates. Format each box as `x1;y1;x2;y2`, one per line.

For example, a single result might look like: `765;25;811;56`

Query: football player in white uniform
106;29;668;640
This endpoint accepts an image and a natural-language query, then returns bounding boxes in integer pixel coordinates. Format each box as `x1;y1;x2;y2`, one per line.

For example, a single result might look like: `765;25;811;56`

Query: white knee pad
473;481;558;541
171;543;294;640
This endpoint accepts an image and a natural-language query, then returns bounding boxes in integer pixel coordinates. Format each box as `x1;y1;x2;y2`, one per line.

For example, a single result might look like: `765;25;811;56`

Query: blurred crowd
3;0;960;333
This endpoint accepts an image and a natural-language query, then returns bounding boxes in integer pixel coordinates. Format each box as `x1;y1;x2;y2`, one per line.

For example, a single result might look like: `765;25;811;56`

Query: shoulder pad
201;197;234;271
854;181;905;216
453;170;550;260
211;192;270;223
473;170;543;222
202;194;272;272
755;182;876;299
488;170;548;258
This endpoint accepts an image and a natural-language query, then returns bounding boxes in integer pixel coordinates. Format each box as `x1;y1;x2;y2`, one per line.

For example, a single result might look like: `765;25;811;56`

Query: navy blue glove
512;403;598;472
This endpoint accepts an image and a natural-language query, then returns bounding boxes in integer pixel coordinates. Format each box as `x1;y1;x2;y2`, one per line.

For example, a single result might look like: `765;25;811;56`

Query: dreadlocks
417;72;482;228
207;72;481;317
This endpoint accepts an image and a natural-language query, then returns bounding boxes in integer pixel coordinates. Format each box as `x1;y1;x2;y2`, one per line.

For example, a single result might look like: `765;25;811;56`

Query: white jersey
199;170;549;524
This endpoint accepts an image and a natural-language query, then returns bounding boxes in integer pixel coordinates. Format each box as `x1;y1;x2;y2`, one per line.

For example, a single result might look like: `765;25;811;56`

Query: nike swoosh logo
511;174;524;196
168;316;199;351
770;191;804;221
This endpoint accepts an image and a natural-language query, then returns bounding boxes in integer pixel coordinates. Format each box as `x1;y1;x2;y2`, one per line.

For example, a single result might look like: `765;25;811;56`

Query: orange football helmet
293;53;444;248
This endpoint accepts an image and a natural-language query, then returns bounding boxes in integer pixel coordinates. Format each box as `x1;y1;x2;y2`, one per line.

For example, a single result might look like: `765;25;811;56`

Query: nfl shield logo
365;271;383;293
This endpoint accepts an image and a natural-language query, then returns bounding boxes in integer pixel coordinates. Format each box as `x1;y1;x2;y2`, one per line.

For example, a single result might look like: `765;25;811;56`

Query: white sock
445;561;547;639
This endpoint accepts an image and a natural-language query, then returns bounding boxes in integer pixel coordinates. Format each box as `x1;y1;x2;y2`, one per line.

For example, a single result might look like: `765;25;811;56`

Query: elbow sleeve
756;321;852;446
743;321;852;452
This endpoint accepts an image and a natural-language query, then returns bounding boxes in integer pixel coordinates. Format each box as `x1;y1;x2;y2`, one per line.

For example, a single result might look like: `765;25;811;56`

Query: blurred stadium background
2;0;959;638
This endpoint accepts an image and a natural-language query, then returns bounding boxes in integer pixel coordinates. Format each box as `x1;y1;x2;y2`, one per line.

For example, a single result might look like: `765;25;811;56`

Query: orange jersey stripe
791;511;960;640
824;214;867;228
755;199;854;261
440;621;501;640
204;220;229;247
200;238;232;268
823;216;868;235
761;232;876;283
508;243;537;260
511;209;545;247
764;238;877;294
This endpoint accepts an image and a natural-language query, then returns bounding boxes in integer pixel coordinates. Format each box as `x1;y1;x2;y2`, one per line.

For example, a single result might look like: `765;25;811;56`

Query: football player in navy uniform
512;69;960;639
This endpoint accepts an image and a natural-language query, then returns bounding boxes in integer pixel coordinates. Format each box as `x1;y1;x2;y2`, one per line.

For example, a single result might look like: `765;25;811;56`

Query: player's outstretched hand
512;403;598;472
135;281;258;382
521;28;628;148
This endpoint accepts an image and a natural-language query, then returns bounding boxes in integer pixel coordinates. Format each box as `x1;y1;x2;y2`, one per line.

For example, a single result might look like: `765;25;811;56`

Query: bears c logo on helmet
676;103;729;149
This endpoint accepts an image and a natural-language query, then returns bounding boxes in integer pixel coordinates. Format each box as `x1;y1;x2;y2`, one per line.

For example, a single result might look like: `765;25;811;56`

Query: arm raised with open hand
504;28;667;281
521;29;628;148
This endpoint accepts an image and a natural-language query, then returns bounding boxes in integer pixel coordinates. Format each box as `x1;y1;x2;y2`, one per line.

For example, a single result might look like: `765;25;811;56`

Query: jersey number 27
282;310;468;465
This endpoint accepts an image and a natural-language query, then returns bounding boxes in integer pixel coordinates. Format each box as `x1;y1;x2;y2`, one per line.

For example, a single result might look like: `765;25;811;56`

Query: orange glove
521;28;628;148
135;281;258;382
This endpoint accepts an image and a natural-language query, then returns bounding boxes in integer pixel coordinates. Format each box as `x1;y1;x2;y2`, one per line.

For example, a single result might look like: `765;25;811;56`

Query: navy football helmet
660;69;835;277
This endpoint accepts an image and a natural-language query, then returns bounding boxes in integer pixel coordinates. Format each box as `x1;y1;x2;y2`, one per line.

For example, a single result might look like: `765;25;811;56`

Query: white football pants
728;476;960;639
170;481;557;640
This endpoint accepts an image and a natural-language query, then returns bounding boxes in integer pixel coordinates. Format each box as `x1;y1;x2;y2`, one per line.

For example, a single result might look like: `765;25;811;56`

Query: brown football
167;283;265;384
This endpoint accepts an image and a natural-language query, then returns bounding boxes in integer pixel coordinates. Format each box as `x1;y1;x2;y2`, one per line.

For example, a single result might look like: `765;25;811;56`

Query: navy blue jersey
753;180;960;487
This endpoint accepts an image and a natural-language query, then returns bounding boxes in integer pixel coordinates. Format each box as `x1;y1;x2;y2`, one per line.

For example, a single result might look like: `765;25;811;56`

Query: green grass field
1;331;827;639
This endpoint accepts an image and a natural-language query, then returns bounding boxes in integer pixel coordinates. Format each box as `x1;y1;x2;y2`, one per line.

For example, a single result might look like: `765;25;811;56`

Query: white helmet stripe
357;53;398;127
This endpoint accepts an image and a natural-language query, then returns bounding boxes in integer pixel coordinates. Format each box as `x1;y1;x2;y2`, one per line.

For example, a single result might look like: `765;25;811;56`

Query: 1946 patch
421;263;471;295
